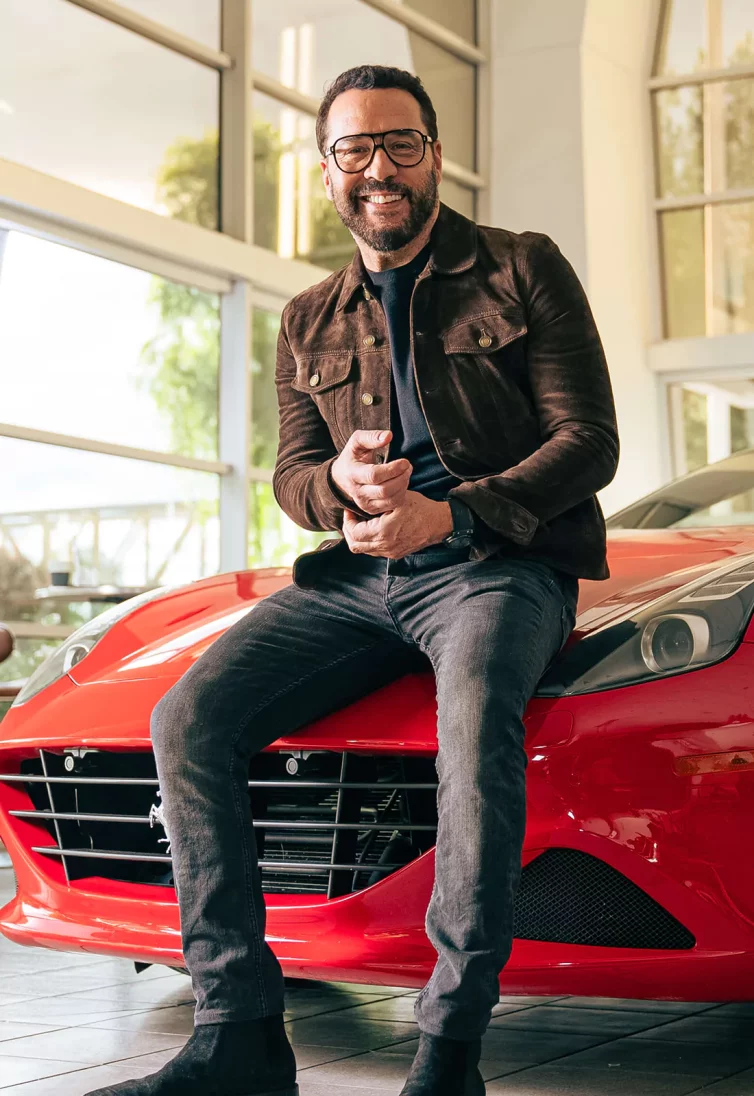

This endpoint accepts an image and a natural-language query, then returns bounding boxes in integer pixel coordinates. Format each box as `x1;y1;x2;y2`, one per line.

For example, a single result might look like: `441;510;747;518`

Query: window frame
0;0;486;581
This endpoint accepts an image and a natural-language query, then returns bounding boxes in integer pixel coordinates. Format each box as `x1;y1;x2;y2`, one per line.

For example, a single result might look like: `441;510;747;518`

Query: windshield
606;449;754;530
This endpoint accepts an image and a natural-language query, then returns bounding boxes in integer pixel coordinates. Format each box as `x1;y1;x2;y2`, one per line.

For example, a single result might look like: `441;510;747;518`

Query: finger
351;458;412;486
347;429;392;460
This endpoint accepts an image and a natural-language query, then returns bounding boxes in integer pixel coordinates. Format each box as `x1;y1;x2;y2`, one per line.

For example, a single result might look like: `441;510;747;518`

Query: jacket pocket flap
441;313;527;354
291;351;354;393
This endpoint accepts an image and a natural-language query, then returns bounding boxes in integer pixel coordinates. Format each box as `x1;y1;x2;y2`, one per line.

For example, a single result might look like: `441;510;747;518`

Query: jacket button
361;392;374;405
478;335;492;348
363;288;372;300
363;335;376;347
309;373;321;387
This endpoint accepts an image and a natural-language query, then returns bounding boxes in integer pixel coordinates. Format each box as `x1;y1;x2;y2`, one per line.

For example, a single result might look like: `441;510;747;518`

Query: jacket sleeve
448;233;619;545
272;304;371;531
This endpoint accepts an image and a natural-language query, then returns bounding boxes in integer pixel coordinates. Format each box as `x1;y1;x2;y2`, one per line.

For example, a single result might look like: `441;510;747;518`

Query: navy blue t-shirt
366;245;460;502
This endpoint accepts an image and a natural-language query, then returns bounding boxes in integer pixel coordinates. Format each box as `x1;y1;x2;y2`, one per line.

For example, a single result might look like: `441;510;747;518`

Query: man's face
320;87;442;253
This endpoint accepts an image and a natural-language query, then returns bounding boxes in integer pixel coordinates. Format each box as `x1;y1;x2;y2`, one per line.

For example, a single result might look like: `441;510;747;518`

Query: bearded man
89;65;618;1096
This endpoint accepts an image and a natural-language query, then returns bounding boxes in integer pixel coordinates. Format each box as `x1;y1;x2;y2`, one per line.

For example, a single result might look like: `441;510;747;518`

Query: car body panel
3;528;754;1000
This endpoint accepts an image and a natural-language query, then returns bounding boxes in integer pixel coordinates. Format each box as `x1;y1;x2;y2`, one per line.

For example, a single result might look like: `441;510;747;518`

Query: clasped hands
331;430;453;558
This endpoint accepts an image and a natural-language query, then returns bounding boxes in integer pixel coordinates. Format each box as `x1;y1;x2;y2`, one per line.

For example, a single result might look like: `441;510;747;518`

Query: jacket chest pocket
440;312;539;460
291;351;356;448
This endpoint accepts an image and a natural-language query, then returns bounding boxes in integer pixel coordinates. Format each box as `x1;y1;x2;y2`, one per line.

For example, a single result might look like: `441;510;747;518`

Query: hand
343;491;453;558
331;430;412;515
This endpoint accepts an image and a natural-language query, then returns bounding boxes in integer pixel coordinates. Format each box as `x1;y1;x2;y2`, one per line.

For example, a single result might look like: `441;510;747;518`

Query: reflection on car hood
69;529;754;684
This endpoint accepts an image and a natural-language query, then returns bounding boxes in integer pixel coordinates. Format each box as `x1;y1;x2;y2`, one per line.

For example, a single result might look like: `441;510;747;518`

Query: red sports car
3;450;754;1002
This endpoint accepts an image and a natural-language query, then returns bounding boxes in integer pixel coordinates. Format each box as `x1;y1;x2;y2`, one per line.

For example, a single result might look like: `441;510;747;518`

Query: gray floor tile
630;1014;754;1045
0;1021;65;1042
0;999;144;1027
62;981;195;1010
559;1037;754;1078
489;1004;668;1037
0;1054;83;1087
704;1002;754;1018
480;1026;608;1065
285;1016;418;1050
0;1026;185;1065
0;1048;178;1094
484;1066;708;1095
693;1067;754;1094
78;1005;196;1037
336;997;421;1022
555;996;719;1015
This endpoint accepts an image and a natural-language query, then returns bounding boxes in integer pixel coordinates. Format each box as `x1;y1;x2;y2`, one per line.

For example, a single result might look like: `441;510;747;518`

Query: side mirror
0;625;14;665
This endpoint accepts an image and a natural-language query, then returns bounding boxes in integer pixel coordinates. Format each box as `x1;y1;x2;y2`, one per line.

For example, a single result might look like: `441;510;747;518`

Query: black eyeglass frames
325;129;435;174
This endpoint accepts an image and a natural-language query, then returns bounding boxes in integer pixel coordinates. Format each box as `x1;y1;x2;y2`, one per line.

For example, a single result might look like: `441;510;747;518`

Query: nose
364;144;398;182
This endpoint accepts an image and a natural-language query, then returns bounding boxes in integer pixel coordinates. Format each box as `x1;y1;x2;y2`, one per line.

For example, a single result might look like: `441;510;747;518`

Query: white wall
488;0;665;515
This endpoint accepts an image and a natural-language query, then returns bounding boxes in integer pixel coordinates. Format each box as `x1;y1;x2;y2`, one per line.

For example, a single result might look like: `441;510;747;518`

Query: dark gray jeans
151;545;578;1041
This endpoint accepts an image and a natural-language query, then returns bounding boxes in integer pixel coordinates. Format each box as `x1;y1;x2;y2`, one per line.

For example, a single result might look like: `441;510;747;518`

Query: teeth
364;194;403;204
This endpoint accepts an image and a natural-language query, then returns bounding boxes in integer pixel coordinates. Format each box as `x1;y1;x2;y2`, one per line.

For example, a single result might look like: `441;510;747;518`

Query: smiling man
87;67;618;1096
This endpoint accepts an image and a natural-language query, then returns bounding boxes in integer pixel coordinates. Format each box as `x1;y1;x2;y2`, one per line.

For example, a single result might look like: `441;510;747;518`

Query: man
89;65;618;1096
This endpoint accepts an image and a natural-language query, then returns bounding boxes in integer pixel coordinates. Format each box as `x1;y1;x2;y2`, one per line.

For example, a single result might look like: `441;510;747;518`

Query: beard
331;168;439;252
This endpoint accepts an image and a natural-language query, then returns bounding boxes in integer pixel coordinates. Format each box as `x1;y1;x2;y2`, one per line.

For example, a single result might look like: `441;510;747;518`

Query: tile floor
0;868;753;1095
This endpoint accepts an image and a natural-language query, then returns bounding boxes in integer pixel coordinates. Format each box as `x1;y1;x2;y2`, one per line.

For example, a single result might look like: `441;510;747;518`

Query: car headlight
13;586;171;706
537;554;754;697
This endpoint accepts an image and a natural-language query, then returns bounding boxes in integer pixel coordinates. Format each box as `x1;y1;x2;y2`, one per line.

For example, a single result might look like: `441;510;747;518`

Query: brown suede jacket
273;202;619;587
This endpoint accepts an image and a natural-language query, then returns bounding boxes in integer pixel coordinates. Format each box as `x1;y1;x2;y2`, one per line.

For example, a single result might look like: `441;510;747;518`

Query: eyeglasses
325;129;435;174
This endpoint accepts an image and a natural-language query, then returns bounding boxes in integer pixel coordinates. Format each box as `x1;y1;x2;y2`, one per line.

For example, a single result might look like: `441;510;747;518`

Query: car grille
4;749;440;897
1;751;696;948
513;848;695;950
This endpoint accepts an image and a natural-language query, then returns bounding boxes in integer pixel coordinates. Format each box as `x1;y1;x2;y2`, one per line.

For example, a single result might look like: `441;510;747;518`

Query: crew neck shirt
365;244;461;505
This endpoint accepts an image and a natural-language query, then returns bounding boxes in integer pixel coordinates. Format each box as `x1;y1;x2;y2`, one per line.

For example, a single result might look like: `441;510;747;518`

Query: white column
489;0;664;515
219;0;253;572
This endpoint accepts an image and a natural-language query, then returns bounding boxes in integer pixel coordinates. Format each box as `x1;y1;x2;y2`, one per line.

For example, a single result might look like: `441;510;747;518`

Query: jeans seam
225;637;384;1014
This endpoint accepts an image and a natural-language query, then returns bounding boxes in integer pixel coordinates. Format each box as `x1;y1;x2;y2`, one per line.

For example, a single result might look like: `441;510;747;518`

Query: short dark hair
315;65;439;157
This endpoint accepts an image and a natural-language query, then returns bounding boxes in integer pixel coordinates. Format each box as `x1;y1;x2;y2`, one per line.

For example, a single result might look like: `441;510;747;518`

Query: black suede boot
83;1016;298;1095
399;1032;485;1095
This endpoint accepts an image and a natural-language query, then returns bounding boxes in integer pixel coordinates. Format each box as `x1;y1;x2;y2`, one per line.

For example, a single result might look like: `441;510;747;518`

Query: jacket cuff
448;485;539;546
314;458;373;525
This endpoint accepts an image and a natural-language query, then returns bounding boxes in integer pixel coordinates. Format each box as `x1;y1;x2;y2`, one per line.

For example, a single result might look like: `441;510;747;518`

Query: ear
433;139;443;185
320;157;334;201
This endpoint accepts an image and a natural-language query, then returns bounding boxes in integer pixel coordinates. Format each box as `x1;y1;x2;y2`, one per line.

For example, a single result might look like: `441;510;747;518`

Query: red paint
3;528;754;1001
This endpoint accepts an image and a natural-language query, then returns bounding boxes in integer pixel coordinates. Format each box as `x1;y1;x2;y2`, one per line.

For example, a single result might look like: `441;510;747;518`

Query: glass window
248;307;331;567
0;0;219;225
654;79;754;198
0;232;220;460
254;94;355;269
0;437;219;588
120;0;221;50
660;208;705;338
722;0;754;68
400;0;476;43
656;0;707;75
251;0;476;170
654;86;703;198
656;0;754;75
680;387;708;471
251;308;283;472
707;199;754;334
248;481;332;567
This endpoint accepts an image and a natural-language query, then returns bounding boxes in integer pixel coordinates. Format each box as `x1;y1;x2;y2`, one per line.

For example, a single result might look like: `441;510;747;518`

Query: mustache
353;185;410;199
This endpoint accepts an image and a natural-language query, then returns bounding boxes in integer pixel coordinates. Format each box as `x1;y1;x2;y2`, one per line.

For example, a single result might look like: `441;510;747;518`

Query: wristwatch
443;497;476;548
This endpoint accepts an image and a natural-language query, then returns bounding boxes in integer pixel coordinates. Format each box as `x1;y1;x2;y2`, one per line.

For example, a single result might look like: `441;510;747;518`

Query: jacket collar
335;201;478;313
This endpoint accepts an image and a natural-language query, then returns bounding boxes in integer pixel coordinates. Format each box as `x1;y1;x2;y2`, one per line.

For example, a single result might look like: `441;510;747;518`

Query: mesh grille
513;848;695;950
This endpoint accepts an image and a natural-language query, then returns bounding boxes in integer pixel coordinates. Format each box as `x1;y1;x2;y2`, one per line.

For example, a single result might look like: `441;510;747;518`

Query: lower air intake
513;848;695;950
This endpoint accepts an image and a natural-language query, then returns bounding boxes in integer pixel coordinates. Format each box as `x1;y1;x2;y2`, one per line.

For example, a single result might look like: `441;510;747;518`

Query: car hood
69;529;754;685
